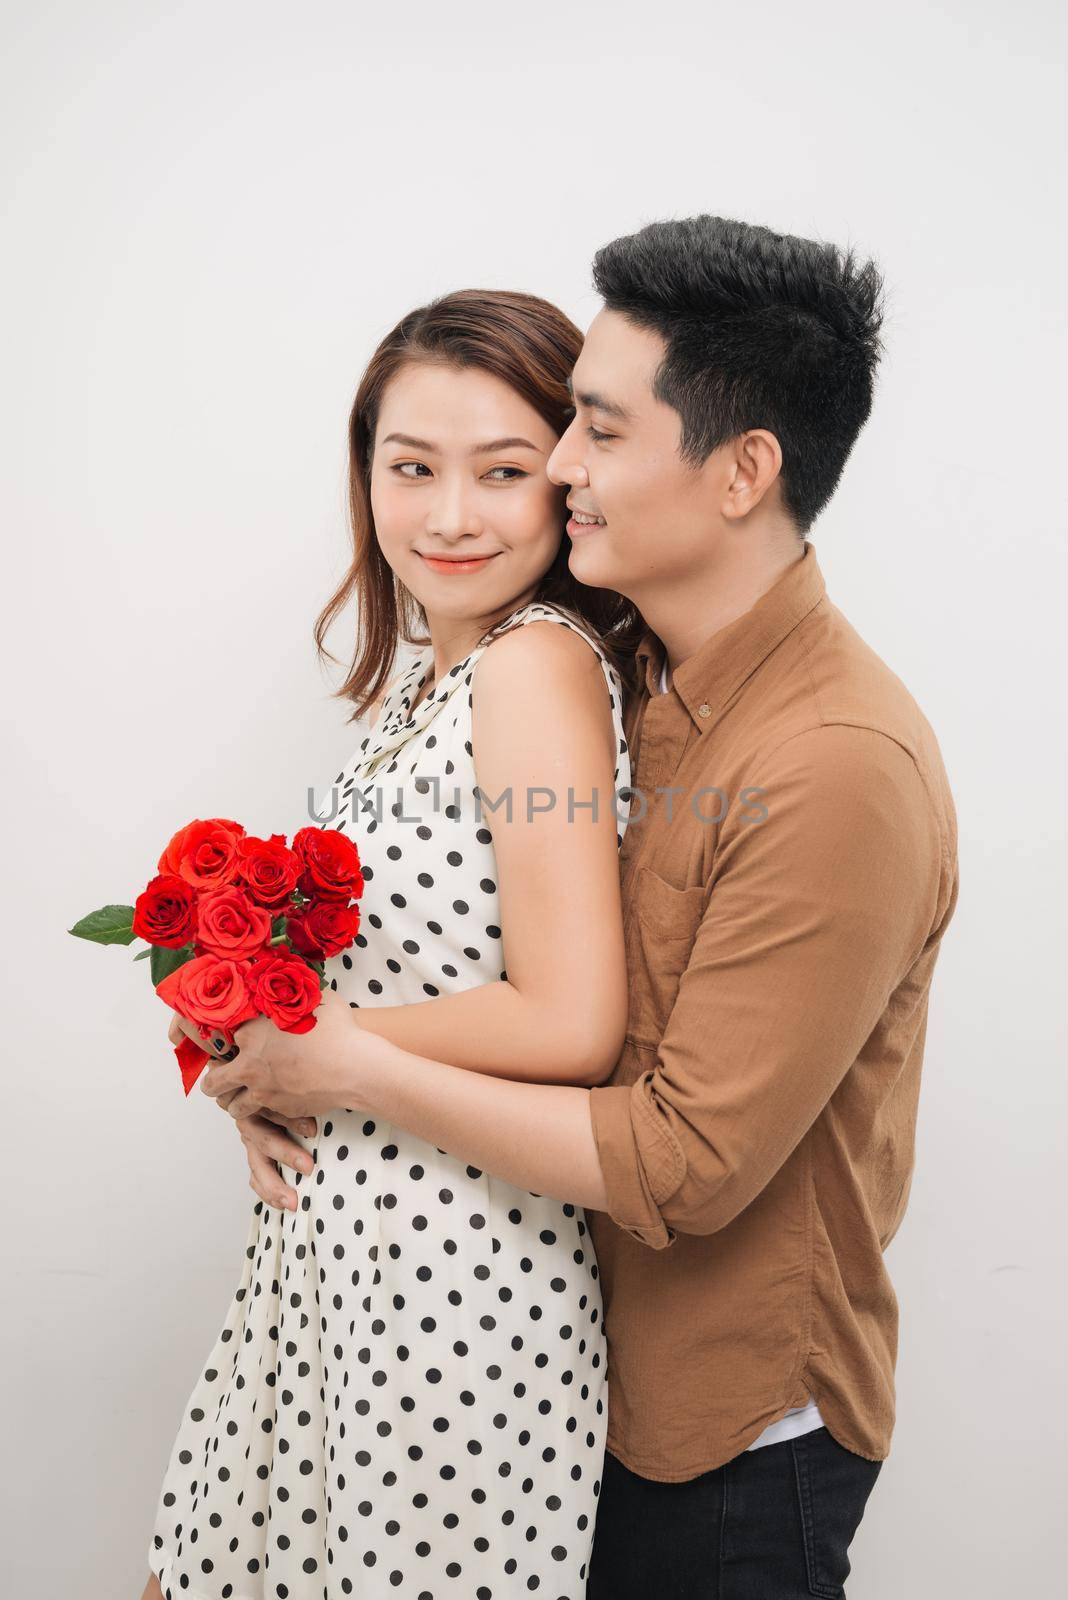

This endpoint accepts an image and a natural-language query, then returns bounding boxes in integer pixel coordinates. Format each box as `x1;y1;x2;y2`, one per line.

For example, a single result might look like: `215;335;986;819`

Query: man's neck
640;536;806;682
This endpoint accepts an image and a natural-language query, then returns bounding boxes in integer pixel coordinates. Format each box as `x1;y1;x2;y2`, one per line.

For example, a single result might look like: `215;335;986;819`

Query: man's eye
395;462;431;478
588;426;614;443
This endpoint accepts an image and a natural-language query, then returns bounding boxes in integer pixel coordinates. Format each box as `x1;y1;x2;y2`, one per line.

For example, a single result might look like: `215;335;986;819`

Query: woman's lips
418;552;501;574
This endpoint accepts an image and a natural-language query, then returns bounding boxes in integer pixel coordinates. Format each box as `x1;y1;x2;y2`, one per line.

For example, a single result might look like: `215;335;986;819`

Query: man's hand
197;988;377;1119
166;1007;317;1209
232;1109;317;1212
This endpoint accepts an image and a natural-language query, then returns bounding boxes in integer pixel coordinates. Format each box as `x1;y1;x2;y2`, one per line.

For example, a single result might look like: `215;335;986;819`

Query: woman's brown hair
314;288;644;723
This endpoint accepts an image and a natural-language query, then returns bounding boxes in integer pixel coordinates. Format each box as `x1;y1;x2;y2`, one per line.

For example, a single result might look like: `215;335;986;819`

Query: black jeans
586;1426;882;1599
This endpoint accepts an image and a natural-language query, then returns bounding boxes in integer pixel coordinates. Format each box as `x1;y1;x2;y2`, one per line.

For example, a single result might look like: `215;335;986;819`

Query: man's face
546;308;726;599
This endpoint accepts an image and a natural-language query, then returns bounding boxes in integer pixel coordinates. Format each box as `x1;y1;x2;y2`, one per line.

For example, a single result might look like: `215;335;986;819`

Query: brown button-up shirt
587;540;959;1481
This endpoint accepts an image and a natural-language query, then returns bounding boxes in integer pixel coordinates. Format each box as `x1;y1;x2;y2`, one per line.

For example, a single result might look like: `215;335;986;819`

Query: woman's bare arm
221;629;627;1211
352;622;628;1088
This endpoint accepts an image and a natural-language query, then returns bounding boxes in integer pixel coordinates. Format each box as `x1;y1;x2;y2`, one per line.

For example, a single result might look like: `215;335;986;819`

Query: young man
203;216;959;1597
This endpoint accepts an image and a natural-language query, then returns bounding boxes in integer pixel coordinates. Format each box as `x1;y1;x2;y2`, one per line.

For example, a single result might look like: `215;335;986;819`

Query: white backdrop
3;1;1064;1594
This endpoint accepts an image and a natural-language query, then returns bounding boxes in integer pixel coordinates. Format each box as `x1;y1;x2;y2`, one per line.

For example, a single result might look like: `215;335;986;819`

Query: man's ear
722;429;783;521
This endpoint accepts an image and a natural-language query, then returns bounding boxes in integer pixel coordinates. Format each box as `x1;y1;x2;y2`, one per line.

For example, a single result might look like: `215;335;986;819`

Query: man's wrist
341;1011;402;1114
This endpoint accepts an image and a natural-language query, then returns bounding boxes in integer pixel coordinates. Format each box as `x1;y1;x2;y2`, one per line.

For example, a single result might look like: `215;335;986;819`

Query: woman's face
369;361;566;629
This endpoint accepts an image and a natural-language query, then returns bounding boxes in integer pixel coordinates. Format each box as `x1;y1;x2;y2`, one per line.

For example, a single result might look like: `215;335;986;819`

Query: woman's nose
426;479;483;537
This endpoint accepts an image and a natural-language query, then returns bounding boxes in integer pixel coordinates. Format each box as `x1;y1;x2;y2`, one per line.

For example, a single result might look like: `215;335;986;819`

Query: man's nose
546;422;589;489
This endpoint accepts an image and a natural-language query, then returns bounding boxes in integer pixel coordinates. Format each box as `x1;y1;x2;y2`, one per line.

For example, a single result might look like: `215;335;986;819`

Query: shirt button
698;702;712;718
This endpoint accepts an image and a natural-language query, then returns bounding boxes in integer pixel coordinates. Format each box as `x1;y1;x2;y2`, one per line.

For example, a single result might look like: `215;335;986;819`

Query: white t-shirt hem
745;1398;826;1451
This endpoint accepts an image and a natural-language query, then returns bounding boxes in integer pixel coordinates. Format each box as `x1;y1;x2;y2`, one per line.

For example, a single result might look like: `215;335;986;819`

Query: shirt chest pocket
623;865;708;1050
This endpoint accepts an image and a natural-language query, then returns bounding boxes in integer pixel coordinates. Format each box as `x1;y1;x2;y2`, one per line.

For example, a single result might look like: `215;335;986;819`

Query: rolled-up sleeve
588;723;944;1247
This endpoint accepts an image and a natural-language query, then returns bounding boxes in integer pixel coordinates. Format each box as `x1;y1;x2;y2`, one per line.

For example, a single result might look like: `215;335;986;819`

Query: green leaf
271;914;289;939
150;943;196;986
305;958;326;991
68;905;137;945
133;947;152;962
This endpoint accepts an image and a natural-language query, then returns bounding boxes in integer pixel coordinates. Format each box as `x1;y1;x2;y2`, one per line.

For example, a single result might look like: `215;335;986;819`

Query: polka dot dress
147;601;633;1600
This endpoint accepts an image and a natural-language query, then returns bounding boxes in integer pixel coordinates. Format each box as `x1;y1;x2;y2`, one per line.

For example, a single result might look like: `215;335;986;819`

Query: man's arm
587;723;947;1247
338;724;943;1237
352;1044;611;1212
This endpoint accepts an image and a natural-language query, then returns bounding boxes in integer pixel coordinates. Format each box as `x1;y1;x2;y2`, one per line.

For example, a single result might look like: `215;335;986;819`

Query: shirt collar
636;540;827;732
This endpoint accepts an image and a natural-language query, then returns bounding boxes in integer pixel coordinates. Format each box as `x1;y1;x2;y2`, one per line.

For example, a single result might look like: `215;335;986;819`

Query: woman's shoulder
472;603;627;734
478;601;619;675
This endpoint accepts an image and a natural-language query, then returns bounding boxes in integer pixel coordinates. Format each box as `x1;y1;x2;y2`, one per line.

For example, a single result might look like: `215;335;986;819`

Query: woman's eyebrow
381;432;542;455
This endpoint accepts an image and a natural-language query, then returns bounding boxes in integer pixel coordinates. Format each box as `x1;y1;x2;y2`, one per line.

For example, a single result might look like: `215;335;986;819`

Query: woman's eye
395;462;431;478
587;426;614;444
485;467;529;482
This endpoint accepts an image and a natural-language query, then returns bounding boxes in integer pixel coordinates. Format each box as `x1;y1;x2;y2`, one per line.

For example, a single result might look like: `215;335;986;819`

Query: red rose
292;826;364;902
287;898;362;961
194;885;274;961
235;833;301;908
155;954;258;1042
245;950;322;1034
133;874;198;948
157;818;246;891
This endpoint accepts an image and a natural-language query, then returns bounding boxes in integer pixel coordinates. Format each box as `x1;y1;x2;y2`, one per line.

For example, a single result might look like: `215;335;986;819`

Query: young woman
143;289;643;1600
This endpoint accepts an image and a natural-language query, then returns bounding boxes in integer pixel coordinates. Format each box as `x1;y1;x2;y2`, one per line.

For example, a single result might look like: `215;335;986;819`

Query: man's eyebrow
381;432;543;455
564;374;632;422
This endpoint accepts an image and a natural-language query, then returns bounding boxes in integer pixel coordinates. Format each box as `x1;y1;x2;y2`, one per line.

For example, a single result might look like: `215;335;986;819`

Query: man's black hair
592;215;885;533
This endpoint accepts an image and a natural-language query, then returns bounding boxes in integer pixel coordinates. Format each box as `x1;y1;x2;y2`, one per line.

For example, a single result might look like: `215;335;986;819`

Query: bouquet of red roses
69;817;363;1094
